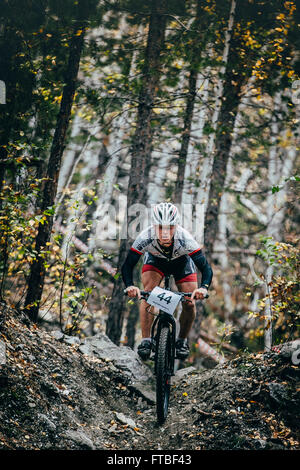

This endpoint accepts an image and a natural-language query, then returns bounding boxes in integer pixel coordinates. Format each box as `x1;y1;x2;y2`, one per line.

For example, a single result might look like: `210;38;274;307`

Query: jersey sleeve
130;227;153;255
121;250;141;287
189;250;213;288
181;229;212;287
178;227;202;255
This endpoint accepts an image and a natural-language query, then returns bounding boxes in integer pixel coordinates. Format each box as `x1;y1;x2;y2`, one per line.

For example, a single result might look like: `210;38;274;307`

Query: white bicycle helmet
152;202;180;226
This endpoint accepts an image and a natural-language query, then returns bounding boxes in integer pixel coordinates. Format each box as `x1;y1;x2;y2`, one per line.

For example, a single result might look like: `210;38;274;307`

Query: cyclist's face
155;225;176;245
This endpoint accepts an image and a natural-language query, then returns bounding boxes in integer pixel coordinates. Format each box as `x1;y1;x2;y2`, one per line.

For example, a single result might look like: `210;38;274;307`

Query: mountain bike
126;275;208;424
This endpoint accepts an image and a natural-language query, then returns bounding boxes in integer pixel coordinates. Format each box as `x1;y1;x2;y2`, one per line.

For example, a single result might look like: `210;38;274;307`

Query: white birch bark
216;156;234;317
197;338;226;364
214;86;250;316
147;64;187;206
56;19;128;210
264;91;298;350
228;88;297;350
91;24;145;250
181;58;212;208
60;146;98;260
215;74;263;317
148;150;172;205
239;193;268;224
59;20;141;258
92;116;128;248
60;185;85;261
56;113;82;201
267;139;297;239
264;92;281;350
193;0;237;243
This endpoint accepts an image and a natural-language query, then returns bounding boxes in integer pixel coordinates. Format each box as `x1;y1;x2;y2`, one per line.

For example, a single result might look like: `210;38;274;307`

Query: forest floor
0;302;299;452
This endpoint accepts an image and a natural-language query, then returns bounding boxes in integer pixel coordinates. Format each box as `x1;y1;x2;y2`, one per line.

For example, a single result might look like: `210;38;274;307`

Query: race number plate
147;286;181;315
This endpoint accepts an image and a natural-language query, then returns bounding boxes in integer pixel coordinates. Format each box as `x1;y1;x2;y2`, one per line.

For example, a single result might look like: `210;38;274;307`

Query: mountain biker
121;202;213;361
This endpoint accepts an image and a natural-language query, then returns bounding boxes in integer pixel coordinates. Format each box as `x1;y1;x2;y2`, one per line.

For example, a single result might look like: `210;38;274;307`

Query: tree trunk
127;1;168;210
91;115;128;249
56;113;82;202
214;76;256;318
106;0;168;345
174;66;198;205
174;0;202;206
147;150;172;205
24;24;86;322
194;0;236;246
204;0;246;261
182;56;212;208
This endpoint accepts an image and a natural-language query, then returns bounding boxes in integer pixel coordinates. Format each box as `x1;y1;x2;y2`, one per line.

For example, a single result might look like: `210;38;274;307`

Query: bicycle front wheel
156;325;172;424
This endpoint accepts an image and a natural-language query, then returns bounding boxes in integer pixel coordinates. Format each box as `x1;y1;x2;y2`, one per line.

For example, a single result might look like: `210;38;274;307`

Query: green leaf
272;186;280;193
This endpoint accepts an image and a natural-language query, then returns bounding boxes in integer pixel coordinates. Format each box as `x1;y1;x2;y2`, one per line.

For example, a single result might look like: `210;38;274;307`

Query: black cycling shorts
142;253;197;284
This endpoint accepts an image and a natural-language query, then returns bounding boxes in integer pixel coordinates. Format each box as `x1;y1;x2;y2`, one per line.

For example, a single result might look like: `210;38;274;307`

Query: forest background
0;0;299;366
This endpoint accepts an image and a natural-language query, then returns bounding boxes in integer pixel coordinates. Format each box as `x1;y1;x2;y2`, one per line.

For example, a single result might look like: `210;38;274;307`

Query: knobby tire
156;325;171;424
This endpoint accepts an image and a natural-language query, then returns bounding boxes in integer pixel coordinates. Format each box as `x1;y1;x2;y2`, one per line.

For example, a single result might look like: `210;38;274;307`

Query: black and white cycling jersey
121;225;213;289
130;225;201;260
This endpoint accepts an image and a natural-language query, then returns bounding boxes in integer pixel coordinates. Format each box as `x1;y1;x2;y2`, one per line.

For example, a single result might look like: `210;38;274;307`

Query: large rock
267;382;290;406
63;335;81;346
271;340;300;362
128;381;156;404
80;333;156;402
64;429;95;450
173;366;197;384
114;412;137;429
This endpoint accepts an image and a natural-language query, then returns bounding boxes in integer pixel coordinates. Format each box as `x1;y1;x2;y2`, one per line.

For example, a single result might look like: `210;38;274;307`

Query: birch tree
106;0;169;344
174;0;204;206
214;76;257;318
234;87;298;350
264;91;298;350
202;0;239;256
91;24;145;250
193;0;236;248
56;113;82;202
181;55;212;209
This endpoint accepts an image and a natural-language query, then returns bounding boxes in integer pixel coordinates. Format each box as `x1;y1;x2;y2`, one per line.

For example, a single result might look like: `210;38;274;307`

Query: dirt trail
0;303;299;451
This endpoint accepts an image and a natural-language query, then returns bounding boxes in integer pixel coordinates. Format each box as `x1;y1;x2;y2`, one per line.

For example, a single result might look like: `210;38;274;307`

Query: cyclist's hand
125;286;141;299
191;287;208;300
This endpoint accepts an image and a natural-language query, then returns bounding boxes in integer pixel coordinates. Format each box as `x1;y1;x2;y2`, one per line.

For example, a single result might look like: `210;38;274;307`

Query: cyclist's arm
121;248;142;287
189;249;213;289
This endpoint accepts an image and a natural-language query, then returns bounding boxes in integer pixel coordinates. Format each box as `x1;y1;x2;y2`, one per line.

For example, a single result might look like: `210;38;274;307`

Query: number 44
157;292;172;304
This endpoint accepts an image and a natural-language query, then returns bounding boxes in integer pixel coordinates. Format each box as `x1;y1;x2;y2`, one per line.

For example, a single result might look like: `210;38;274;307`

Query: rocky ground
0;302;299;451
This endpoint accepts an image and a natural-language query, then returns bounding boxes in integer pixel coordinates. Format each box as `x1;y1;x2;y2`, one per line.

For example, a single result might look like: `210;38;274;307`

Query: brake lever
180;292;209;300
124;289;150;301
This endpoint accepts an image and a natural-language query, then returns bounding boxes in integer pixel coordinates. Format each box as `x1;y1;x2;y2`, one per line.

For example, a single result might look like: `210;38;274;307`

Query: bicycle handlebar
124;289;209;300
